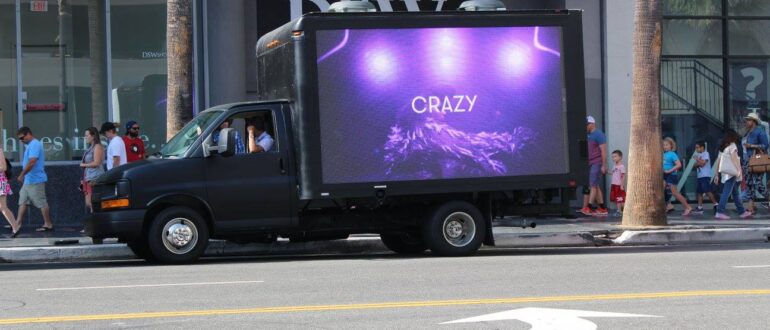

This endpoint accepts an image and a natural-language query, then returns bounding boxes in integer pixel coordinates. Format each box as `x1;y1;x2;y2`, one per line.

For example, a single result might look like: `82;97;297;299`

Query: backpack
4;158;10;179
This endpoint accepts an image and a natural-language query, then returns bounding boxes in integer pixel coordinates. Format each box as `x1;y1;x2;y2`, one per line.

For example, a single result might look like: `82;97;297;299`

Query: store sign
30;0;48;12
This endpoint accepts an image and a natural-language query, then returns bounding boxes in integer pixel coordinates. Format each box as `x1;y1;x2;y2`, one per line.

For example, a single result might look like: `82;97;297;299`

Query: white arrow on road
441;307;660;330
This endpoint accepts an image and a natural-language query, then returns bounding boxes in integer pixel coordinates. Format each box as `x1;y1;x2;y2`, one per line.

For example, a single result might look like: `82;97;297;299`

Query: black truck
86;10;588;263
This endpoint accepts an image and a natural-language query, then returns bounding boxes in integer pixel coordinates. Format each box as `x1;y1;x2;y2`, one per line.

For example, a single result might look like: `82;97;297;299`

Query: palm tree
166;0;193;140
88;0;106;126
622;0;666;227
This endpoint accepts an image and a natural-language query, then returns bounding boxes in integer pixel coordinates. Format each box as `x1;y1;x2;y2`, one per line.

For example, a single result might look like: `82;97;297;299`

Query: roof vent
458;0;507;11
327;0;377;12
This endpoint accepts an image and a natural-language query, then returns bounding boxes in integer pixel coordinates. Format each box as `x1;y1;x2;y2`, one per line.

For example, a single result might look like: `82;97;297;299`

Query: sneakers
691;206;704;215
739;211;753;219
579;207;593;216
666;204;675;213
715;213;730;220
593;207;609;216
613;210;623;217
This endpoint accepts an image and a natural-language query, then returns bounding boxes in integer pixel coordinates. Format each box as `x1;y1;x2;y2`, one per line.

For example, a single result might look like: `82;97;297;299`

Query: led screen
316;26;568;184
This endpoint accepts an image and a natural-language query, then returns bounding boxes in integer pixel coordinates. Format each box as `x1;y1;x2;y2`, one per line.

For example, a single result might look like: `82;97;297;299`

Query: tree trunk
622;0;666;227
166;0;193;140
88;0;106;127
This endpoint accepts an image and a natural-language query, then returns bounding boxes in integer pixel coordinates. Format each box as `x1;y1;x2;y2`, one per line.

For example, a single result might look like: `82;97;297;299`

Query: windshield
158;111;222;158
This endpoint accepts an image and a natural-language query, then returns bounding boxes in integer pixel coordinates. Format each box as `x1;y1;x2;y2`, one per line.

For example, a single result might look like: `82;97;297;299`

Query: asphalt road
1;244;769;329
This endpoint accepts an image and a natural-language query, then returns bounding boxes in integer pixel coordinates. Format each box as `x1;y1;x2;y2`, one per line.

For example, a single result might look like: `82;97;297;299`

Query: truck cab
86;101;297;262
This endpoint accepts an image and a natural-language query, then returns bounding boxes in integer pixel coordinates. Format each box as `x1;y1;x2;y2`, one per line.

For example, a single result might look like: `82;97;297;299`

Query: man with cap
580;115;608;216
101;122;127;170
743;112;769;214
122;120;145;163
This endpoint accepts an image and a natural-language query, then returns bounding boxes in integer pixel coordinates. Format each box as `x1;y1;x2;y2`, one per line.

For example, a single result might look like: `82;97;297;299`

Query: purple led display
316;26;568;184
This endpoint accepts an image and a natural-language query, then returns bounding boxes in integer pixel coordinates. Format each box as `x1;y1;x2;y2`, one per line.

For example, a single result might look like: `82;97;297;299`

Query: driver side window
213;110;276;155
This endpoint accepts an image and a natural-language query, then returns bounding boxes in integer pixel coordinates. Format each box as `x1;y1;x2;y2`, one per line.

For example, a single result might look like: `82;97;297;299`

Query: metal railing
661;59;724;126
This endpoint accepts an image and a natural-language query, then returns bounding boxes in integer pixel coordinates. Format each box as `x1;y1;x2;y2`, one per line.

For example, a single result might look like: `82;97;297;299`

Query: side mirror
217;128;236;157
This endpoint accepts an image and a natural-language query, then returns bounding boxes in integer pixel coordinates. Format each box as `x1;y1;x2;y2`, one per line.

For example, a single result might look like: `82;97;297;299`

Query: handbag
719;150;740;177
748;149;770;173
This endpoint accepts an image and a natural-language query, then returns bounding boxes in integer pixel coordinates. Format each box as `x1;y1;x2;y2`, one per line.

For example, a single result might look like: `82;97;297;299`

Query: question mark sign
741;67;764;101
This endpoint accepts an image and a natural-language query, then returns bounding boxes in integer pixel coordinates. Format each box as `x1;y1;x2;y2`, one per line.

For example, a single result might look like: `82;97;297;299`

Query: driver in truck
247;118;274;153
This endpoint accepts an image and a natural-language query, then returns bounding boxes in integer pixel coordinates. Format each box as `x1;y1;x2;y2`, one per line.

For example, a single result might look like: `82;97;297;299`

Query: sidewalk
1;209;769;263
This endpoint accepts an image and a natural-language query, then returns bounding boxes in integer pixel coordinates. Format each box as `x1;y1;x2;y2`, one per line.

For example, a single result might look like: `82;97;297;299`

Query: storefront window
728;0;770;16
662;19;722;56
110;0;168;155
664;0;721;16
728;20;770;56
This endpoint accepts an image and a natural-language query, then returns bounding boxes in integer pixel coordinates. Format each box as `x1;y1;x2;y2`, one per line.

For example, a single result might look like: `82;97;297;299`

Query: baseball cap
125;120;137;132
586;115;596;124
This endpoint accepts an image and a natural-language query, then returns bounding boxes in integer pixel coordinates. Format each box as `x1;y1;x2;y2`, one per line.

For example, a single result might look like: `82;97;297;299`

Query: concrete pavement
1;211;769;263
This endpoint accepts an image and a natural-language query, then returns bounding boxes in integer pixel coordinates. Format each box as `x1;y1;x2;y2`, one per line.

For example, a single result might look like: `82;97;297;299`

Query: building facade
0;0;767;225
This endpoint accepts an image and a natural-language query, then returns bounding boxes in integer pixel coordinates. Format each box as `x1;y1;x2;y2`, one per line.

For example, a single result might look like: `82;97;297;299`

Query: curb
493;232;597;247
613;228;770;246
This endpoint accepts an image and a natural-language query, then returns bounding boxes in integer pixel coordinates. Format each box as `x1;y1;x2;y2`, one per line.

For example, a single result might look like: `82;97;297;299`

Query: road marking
442;307;659;328
732;265;770;269
1;289;770;325
36;280;264;291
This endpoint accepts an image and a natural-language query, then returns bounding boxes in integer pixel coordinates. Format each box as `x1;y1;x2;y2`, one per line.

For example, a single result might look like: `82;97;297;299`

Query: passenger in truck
213;118;246;154
247;119;274;153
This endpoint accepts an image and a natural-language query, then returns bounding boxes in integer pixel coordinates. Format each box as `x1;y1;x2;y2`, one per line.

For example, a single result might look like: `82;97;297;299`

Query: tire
380;232;427;255
127;237;155;261
422;201;486;256
147;206;209;264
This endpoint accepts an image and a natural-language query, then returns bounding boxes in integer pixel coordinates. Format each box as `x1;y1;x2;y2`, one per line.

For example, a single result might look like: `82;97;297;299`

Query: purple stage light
498;42;533;77
362;47;398;85
426;28;467;81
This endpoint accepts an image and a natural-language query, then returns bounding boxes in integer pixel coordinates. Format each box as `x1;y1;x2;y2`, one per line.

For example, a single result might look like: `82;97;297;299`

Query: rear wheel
127;237;154;261
422;201;486;256
147;206;209;264
380;232;427;255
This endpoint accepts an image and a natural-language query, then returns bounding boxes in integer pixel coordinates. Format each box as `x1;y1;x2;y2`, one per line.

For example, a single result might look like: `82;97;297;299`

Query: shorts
19;183;48;209
696;177;713;194
664;173;678;186
589;163;602;187
610;184;626;203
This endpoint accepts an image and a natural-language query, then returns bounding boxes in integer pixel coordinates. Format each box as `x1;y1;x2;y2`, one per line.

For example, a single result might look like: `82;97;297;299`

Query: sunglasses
130;127;140;130
16;133;26;141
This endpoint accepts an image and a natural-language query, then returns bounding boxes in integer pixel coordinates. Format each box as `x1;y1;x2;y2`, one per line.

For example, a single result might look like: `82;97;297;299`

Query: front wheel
422;201;486;256
147;206;209;264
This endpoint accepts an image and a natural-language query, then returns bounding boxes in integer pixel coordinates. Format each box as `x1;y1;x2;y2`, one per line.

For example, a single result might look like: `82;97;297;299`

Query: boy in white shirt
101;122;127;170
693;141;717;215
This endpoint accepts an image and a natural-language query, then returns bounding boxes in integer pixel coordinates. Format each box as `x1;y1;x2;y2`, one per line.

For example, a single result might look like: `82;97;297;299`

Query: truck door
204;108;293;232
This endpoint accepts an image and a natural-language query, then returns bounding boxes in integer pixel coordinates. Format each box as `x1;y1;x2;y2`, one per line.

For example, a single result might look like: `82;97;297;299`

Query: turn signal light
101;199;129;210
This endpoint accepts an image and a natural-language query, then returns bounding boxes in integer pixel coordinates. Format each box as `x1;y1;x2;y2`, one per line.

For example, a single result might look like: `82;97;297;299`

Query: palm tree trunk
622;0;667;227
88;0;106;127
166;0;193;140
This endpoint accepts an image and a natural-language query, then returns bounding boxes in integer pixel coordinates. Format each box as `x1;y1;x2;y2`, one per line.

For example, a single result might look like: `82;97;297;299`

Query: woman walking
742;113;769;214
663;137;692;215
715;129;752;219
79;127;105;213
0;146;19;237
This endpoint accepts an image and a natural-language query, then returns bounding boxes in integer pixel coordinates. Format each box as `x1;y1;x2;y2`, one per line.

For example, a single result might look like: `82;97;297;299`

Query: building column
604;0;634;165
205;0;247;106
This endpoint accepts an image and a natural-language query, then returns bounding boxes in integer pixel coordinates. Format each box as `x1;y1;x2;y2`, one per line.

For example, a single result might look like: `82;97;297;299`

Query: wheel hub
441;212;476;247
162;218;199;254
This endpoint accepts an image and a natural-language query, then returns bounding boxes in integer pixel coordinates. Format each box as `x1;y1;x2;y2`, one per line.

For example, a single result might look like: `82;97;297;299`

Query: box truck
86;10;588;263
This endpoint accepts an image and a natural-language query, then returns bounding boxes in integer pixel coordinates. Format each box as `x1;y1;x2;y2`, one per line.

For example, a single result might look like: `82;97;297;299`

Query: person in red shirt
122;120;145;162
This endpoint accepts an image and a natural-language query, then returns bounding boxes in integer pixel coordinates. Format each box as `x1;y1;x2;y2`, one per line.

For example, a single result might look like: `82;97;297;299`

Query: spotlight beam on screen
533;27;560;57
317;29;350;63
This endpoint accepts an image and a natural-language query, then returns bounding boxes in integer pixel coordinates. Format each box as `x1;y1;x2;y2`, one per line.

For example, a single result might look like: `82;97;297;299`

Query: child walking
663;137;692;216
609;150;626;217
693;141;717;215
